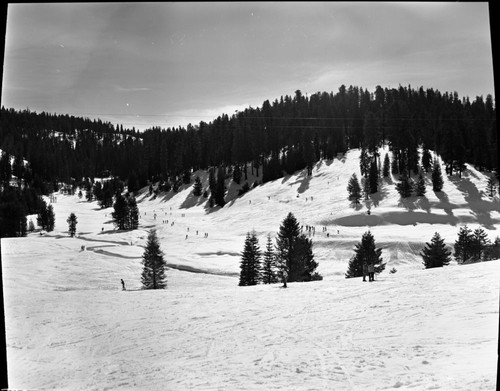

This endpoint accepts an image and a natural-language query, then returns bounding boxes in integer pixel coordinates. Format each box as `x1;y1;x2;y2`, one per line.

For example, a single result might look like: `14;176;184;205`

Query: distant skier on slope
363;262;368;282
121;279;126;291
282;269;288;288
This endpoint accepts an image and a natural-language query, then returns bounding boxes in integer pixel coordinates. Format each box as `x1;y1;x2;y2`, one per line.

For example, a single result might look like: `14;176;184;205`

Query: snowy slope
2;147;500;390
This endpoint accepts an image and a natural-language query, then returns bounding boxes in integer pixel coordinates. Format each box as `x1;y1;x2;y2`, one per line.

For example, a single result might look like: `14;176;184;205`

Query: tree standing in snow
141;229;167;289
261;234;278;284
239;231;261;286
345;231;385;278
347;173;362;204
431;161;444;192
420;232;451;268
67;212;77;237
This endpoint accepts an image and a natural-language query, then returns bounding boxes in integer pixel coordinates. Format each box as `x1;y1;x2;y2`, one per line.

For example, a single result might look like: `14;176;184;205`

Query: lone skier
121;279;126;291
282;269;288;288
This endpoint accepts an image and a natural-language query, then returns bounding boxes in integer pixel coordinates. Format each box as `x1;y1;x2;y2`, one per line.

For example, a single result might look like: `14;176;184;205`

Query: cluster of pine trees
239;212;322;286
1;85;496;193
111;193;139;231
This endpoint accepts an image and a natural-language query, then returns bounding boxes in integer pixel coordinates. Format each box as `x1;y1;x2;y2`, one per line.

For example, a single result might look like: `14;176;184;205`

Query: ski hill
2;146;499;390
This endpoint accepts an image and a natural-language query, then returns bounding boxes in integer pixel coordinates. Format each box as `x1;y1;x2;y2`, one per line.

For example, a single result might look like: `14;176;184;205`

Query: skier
368;263;375;282
282;269;288;288
121;279;126;291
362;262;368;282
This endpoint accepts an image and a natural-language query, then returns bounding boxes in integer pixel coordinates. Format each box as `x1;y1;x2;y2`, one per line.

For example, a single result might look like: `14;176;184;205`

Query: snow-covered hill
2;147;499;390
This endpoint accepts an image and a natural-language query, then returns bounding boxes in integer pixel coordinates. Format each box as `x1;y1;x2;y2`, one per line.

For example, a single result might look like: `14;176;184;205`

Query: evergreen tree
396;171;413;198
382;153;390;177
239;231;261;286
359;148;370;178
128;196;139;230
261;234;278;284
368;159;379;193
141;229;167;289
275;212;320;282
46;204;55;232
431;161;444;192
214;166;226;207
345;231;385;278
470;227;490;262
67;212;77;237
112;192;129;230
486;177;497;198
454;225;474;264
421;232;451;268
421;148;433;172
415;171;426;196
347;173;362;204
192;175;203;197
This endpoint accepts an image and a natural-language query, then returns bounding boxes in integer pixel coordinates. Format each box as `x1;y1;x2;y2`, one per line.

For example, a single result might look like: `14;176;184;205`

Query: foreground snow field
2;149;500;390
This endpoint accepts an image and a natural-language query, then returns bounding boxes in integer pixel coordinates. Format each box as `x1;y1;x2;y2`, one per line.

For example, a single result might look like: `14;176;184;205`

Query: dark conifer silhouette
239;231;261;286
421;232;451;268
346;231;385;278
141;229;167;289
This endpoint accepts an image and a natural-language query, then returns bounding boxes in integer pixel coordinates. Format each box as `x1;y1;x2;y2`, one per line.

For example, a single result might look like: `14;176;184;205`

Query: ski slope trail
2;147;500;389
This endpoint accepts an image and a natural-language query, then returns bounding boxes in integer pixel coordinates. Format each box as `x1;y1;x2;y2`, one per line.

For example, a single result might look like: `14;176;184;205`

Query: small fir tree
415;171;426;196
345;231;385;278
128;196;139;230
359;148;370;178
470;227;490;262
192;176;203;196
47;204;55;232
141;229;167;289
347;173;362;204
239;232;262;286
396;171;414;198
261;234;278;284
431;161;444;192
67;212;77;237
368;160;379;194
454;225;474;264
421;148;433;172
112;192;129;230
421;232;451;268
382;153;390;177
486;177;497;198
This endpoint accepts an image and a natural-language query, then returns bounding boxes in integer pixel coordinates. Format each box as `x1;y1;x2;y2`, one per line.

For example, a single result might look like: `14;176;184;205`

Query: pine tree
421;148;433;172
415;171;426;196
382;153;390;177
359;148;370;178
47;204;55;232
261;234;278;284
128;196;139;230
112;192;129;230
347;173;362;204
67;212;77;237
396;171;414;198
239;231;261;286
368;159;379;193
192;175;202;196
345;231;385;278
431;161;444;192
421;232;451;268
275;212;320;282
454;225;474;264
470;227;490;262
486;177;497;198
141;229;167;289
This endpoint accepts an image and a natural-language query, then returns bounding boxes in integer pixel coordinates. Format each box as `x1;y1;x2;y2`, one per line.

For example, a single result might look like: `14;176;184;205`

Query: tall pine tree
239;231;261;286
261;234;278;284
141;229;167;289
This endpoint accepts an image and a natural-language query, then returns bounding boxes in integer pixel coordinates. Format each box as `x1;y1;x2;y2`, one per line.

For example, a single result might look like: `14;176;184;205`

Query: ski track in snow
2;148;500;390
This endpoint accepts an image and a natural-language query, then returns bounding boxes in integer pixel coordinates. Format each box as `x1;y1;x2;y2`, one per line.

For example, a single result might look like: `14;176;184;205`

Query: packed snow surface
2;148;499;390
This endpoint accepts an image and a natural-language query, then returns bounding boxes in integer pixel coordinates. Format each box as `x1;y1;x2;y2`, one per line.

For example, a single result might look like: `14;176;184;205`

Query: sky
1;2;495;131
